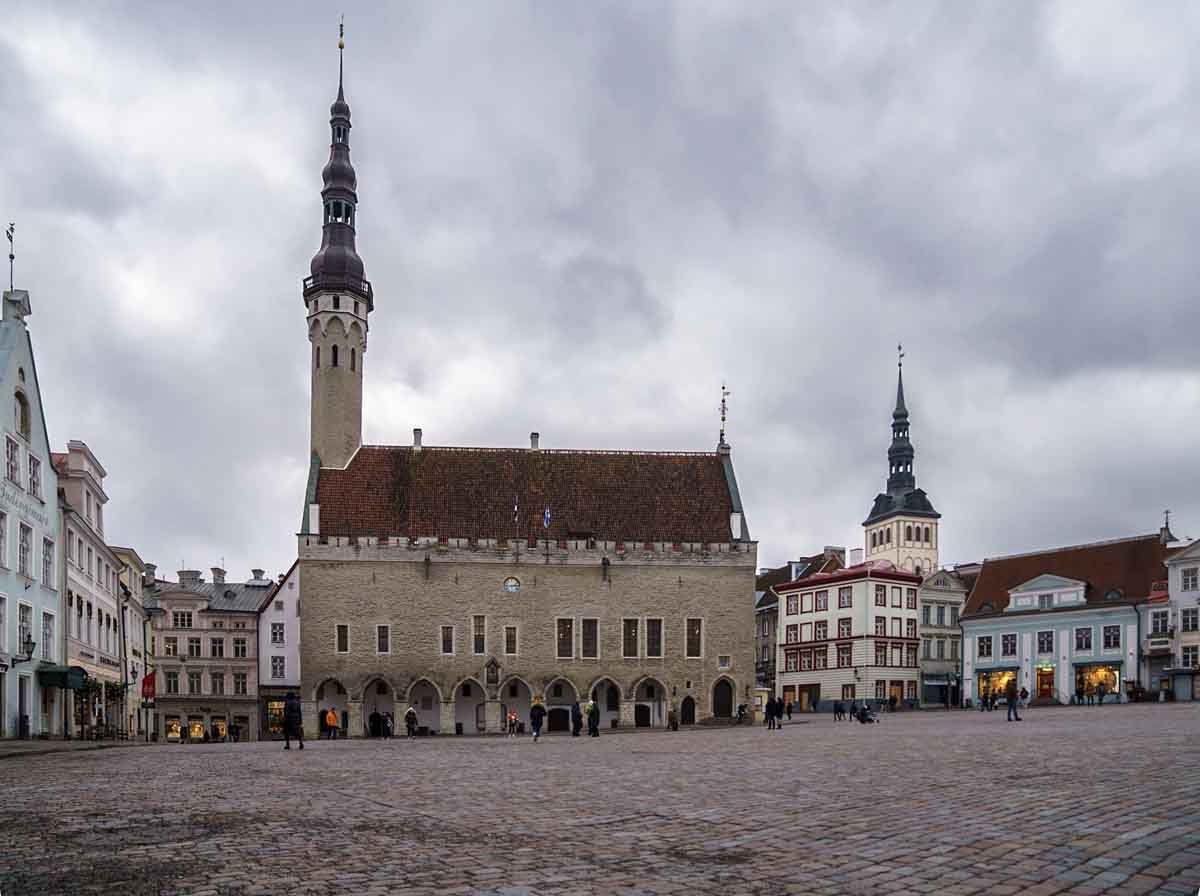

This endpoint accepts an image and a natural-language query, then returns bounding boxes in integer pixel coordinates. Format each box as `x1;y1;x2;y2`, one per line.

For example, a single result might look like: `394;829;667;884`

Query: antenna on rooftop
5;223;14;291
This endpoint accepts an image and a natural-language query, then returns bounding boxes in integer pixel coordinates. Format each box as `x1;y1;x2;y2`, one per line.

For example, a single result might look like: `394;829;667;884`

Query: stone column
618;699;635;729
485;699;502;734
301;701;318;739
439;700;456;735
348;700;363;738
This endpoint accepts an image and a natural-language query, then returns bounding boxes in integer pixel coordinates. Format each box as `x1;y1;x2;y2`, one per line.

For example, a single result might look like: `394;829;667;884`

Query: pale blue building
0;286;63;737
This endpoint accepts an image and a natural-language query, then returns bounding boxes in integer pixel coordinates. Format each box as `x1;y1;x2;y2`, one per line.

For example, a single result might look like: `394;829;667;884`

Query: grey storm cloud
0;0;1197;581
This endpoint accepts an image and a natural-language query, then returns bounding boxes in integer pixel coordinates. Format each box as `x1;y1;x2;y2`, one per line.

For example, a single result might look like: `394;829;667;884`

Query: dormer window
13;390;30;440
1038;594;1053;610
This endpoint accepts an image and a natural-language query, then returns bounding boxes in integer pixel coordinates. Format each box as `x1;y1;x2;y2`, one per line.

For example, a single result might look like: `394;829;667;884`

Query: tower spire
894;343;907;419
886;345;915;494
338;16;345;99
718;383;731;448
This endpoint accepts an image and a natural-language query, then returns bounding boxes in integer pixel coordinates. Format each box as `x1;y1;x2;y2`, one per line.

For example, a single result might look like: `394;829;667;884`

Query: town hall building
296;36;756;737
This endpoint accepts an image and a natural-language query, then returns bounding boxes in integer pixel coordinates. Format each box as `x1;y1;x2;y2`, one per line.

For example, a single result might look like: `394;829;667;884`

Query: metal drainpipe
119;597;129;737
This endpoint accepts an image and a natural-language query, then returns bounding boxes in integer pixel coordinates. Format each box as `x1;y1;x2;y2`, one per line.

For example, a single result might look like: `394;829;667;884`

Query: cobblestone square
2;703;1198;896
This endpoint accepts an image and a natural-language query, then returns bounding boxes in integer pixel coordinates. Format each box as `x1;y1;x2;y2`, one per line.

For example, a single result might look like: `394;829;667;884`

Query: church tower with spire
305;23;372;470
863;348;941;576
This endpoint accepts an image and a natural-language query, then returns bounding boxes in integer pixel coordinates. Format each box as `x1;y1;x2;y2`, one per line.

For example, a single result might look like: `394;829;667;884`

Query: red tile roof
775;560;921;591
315;445;738;541
963;534;1170;619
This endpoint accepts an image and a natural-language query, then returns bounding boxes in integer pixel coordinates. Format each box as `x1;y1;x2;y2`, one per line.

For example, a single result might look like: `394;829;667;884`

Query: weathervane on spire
719;383;731;446
338;16;345;88
5;222;13;292
898;342;904;369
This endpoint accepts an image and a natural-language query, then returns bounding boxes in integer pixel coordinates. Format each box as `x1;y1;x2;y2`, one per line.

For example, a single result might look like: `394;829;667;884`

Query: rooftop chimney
251;568;265;582
824;545;846;565
178;569;202;586
143;563;157;587
413;428;423;451
849;548;864;566
530;432;540;450
211;567;226;585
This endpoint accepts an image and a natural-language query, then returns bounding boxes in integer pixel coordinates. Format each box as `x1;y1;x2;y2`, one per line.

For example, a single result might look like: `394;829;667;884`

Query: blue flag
543;506;551;529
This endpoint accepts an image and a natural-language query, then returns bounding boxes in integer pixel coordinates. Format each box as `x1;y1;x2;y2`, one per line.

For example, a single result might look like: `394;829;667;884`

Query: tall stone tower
305;28;372;470
863;349;941;576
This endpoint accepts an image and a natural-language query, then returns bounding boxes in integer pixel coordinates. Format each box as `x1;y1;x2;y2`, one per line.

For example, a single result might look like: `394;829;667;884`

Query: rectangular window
233;637;247;658
377;624;390;654
874;584;886;607
837;644;852;667
950;606;959;625
5;438;19;484
1038;594;1053;610
906;680;917;700
164;636;178;657
890;617;902;637
686;618;703;658
784;651;797;673
891;644;903;666
906;619;917;639
837;617;852;638
814;621;827;641
800;649;812;671
800;622;812;642
210;673;225;695
42;538;53;586
646;618;663;658
814;646;827;669
472;615;486;654
187;671;201;695
440;625;454;655
233;673;247;696
86;547;92;578
1001;634;1016;657
906;588;917;609
210;637;224;658
841;684;855;700
1103;625;1120;650
17;523;31;577
1151;611;1170;636
335;624;349;654
0;511;7;566
891;586;902;608
785;594;798;615
1182;608;1199;633
816;591;829;611
1182;645;1199;667
801;593;813;613
41;611;54;660
581;618;598;658
838;587;852;609
165;671;179;695
876;643;888;665
622;618;639;658
271;656;286;679
936;605;945;625
271;622;284;645
906;644;918;667
172;611;193;629
557;618;574;659
505;625;518;656
921;638;931;659
950;638;959;659
1037;630;1053;654
187;637;201;658
922;605;930;625
28;455;41;500
977;636;992;658
1075;627;1092;651
935;638;945;659
1182;567;1198;592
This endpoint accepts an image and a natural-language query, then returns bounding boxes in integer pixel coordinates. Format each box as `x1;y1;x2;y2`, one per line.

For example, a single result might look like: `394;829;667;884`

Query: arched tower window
924;526;931;544
331;345;339;368
350;348;356;372
905;525;913;542
14;390;30;439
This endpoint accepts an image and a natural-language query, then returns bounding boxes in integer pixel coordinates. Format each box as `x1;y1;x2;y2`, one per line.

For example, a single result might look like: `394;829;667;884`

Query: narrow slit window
331;345;339;367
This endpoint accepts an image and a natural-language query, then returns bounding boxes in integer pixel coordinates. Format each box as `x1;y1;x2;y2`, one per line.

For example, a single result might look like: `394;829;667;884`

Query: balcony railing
302;272;373;306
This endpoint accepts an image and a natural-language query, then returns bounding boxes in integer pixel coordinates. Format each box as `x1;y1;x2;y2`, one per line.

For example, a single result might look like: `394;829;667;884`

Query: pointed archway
361;678;395;737
712;678;734;718
453;678;486;734
680;695;696;725
589;678;621;730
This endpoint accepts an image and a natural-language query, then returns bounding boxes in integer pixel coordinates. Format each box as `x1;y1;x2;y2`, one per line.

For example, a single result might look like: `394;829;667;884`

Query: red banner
141;674;156;700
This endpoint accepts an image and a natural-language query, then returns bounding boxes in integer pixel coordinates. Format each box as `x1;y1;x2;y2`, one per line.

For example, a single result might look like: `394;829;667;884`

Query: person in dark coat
1005;678;1022;722
765;696;776;730
529;698;547;741
775;698;785;729
833;700;843;721
785;699;793;721
283;691;304;750
404;706;419;738
570;701;583;737
368;709;381;738
586;699;600;736
847;701;857;722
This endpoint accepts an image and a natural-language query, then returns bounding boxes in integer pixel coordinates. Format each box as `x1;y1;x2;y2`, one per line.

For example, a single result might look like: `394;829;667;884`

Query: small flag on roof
513;496;519;524
543;506;551;529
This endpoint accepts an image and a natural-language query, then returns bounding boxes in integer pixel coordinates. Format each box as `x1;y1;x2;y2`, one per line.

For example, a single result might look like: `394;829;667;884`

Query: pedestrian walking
832;700;842;721
765;696;776;730
404;706;418;738
776;699;785;729
529;696;547;742
1005;678;1022;722
507;710;519;737
1019;687;1029;710
888;694;898;713
383;713;394;739
785;700;793;722
586;699;600;737
847;700;857;722
325;707;340;739
368;708;381;738
1097;683;1107;706
668;703;679;731
282;691;304;750
571;701;583;737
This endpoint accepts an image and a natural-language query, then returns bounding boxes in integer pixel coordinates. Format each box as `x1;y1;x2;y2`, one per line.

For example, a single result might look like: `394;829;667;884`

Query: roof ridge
358;444;719;458
981;533;1159;564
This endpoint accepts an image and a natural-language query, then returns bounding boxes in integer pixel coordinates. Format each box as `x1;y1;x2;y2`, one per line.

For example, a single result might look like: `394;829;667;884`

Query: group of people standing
279;692;425;750
978;680;1030;721
763;695;793;729
517;697;604;741
832;700;879;724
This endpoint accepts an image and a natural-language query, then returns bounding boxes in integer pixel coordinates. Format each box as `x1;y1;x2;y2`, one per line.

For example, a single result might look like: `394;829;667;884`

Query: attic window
13;390;30;440
1104;589;1122;601
979;601;994;613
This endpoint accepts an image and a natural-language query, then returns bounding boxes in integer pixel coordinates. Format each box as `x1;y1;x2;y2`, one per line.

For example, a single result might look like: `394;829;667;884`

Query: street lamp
11;630;36;667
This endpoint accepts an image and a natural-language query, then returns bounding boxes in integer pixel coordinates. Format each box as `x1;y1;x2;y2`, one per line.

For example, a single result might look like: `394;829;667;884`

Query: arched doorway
454;679;486;734
544;677;577;733
499;677;532;733
680;696;696;725
315;679;348;736
589;678;621;729
361;678;395;737
406;679;442;734
633;678;667;728
712;679;734;718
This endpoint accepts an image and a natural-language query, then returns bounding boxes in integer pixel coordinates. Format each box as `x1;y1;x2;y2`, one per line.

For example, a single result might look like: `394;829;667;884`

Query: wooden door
1037;668;1054;700
712;680;733;717
680;696;696;725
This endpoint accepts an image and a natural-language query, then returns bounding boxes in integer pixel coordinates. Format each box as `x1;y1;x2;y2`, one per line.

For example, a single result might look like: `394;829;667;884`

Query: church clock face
503;577;520;593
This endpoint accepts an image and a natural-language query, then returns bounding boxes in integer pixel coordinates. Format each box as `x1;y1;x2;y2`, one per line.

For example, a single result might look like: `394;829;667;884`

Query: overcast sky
2;2;1198;581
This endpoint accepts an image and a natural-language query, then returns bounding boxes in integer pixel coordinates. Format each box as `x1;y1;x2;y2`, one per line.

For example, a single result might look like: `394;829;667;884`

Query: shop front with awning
37;665;88;690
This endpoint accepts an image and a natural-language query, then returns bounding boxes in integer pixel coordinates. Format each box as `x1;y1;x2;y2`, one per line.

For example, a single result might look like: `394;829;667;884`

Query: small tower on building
305;24;372;470
863;347;941;576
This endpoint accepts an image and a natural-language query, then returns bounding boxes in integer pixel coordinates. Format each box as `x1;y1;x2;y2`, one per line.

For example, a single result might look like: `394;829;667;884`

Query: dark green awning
37;665;88;689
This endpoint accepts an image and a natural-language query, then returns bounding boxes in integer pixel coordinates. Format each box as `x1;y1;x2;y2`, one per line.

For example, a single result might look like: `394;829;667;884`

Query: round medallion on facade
503;577;520;593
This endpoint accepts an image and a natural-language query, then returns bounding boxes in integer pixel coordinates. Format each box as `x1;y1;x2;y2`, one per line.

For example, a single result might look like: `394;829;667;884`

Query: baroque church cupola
306;22;371;470
863;346;941;576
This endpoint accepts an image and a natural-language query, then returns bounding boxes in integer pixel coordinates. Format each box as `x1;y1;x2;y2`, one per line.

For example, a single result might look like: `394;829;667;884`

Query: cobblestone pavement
1;703;1198;896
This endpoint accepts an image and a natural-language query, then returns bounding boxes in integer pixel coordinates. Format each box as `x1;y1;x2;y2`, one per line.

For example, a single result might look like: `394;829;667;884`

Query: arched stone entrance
405;679;442;733
314;679;348;737
680;695;696;725
589;678;621;730
632;677;667;728
361;678;395;737
454;679;486;734
499;677;532;733
544;677;578;733
712;678;734;718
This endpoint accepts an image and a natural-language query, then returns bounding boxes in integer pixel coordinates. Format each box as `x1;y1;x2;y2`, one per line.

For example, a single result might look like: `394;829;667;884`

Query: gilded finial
338;15;345;50
897;342;904;368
